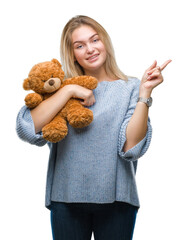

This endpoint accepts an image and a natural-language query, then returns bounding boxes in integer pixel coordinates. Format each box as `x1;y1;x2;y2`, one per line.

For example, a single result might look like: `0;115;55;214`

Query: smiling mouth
87;54;99;61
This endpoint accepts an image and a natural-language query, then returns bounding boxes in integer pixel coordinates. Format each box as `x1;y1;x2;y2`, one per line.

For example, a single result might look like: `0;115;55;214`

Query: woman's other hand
140;59;172;97
66;84;96;106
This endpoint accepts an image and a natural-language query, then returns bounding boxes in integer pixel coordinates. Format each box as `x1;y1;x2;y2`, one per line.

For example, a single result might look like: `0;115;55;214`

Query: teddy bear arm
62;76;98;89
24;93;43;108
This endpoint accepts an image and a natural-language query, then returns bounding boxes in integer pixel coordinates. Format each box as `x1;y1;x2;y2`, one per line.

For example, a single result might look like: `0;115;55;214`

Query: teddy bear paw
25;93;43;108
68;109;93;128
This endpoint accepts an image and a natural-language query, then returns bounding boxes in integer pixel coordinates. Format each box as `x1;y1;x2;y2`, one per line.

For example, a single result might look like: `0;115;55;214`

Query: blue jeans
50;201;138;240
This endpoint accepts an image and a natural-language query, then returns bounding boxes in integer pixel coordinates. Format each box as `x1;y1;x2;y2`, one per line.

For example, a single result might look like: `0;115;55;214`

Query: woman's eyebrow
73;34;98;45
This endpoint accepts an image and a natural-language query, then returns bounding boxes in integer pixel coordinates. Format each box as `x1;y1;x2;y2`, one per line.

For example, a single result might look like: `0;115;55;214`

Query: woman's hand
139;59;172;97
65;84;96;106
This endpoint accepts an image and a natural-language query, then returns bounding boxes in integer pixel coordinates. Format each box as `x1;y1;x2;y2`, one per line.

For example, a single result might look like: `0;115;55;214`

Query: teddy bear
23;58;98;143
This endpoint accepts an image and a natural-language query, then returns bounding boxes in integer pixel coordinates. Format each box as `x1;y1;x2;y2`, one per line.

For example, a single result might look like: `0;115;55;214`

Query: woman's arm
123;99;150;152
31;84;96;133
124;60;171;152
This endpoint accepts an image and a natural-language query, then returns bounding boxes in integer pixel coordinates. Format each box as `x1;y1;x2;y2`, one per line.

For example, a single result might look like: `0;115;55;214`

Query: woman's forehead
72;25;98;43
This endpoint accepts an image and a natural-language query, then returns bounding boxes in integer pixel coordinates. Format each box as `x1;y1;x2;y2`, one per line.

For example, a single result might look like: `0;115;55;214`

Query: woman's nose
86;44;94;54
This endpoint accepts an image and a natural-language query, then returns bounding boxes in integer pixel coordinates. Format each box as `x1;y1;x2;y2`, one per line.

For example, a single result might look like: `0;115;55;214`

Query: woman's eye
93;38;99;43
77;45;83;49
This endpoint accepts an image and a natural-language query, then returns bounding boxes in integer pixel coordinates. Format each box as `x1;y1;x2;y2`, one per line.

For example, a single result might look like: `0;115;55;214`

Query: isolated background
1;0;187;239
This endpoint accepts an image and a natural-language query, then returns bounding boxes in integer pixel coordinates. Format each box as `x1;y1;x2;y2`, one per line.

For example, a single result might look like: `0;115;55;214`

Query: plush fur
23;59;98;143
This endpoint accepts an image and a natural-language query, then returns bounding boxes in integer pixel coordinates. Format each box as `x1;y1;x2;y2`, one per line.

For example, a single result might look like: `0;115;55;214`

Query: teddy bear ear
51;58;62;68
23;78;31;90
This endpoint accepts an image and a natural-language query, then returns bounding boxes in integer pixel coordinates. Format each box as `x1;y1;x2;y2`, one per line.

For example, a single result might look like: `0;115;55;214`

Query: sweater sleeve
118;78;152;161
16;105;47;147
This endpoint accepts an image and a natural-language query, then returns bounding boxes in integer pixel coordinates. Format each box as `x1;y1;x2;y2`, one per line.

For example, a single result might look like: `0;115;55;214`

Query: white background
0;0;187;239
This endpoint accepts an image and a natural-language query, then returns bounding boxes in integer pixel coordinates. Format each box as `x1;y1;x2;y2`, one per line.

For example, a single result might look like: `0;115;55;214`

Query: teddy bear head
23;59;65;94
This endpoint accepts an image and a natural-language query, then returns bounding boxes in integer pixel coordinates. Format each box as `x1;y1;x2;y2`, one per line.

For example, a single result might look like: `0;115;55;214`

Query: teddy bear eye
42;80;45;82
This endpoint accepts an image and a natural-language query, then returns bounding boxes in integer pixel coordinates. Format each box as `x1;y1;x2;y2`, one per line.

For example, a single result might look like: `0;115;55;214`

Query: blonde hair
60;15;128;81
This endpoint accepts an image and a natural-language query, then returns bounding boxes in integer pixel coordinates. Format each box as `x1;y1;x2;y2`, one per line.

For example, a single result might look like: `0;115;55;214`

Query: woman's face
72;25;107;74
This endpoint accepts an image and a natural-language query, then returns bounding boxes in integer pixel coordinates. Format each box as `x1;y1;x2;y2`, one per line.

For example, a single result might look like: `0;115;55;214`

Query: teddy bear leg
66;100;93;128
42;116;68;143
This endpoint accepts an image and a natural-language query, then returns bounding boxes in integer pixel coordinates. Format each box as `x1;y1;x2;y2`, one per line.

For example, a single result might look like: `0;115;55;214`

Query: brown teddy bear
23;58;98;143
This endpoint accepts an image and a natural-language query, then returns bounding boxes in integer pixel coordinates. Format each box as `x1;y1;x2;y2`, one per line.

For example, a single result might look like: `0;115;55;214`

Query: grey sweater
16;78;152;209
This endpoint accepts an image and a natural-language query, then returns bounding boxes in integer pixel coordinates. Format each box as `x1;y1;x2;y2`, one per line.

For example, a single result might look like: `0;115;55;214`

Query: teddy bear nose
49;79;55;86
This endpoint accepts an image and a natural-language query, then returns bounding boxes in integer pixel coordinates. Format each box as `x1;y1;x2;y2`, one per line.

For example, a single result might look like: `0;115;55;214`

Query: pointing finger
160;59;172;71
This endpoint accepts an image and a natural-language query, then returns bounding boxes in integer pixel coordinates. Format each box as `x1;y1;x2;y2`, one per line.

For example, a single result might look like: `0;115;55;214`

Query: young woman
16;15;171;240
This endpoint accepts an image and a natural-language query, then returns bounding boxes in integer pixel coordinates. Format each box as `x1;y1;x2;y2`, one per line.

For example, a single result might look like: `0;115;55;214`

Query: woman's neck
84;67;118;82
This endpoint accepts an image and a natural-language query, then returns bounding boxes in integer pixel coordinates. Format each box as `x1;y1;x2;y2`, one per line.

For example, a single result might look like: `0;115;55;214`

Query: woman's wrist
60;85;75;98
139;86;152;98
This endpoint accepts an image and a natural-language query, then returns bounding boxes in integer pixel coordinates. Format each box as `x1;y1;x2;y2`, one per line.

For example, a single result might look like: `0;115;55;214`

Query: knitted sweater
16;77;152;209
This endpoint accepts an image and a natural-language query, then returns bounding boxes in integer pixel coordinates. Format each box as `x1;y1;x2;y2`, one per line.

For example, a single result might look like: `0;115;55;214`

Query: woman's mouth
87;54;99;62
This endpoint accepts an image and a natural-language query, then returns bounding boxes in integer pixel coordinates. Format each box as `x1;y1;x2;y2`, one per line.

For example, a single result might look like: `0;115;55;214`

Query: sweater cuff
16;106;47;146
118;119;152;161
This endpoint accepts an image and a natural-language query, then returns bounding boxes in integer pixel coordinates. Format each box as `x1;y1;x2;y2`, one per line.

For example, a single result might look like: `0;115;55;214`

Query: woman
16;15;171;240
